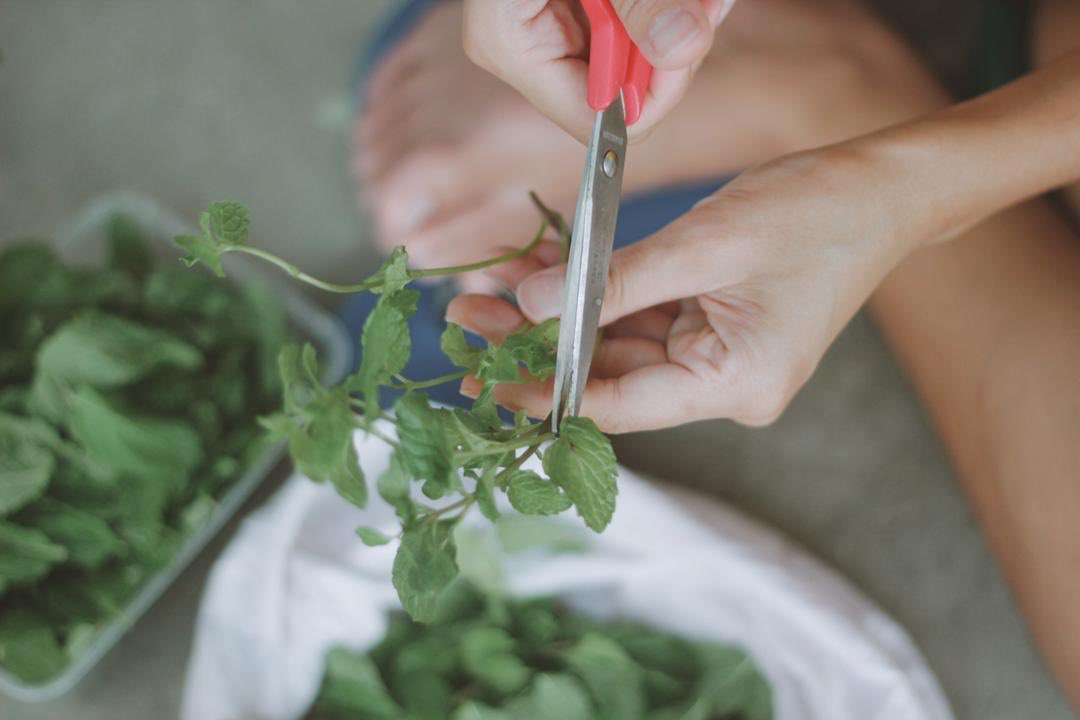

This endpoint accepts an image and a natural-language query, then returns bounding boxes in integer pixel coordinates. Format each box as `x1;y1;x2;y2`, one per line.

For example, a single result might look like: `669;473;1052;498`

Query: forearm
852;47;1080;251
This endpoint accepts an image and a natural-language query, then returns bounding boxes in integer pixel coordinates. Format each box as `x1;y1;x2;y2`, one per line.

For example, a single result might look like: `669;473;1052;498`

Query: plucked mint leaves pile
0;215;286;684
177;199;619;623
304;582;773;720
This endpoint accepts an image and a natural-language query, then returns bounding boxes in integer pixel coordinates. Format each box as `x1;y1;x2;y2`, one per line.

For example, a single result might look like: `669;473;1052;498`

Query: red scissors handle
581;0;653;124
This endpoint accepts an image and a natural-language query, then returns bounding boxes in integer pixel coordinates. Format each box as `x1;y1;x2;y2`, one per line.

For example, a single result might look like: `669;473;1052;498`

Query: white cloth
182;431;954;720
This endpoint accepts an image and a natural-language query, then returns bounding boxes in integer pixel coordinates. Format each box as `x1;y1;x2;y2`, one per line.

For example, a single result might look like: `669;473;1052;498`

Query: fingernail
459;378;481;399
708;0;736;25
516;269;564;320
649;9;702;59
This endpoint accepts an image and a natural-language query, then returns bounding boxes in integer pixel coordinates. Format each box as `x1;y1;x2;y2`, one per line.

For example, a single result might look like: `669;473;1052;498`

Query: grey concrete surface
0;1;1073;719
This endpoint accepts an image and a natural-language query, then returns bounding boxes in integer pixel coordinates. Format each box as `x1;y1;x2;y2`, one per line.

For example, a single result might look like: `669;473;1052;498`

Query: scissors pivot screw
602;150;619;178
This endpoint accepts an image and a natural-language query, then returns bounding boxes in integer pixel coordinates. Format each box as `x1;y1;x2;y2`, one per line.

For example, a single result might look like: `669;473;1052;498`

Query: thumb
515;195;732;325
610;0;716;70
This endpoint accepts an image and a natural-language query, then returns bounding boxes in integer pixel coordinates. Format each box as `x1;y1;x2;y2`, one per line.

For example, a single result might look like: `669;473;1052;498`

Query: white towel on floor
182;430;953;720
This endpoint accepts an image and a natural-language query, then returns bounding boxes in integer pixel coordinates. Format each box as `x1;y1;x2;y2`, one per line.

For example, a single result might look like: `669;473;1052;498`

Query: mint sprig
177;195;618;621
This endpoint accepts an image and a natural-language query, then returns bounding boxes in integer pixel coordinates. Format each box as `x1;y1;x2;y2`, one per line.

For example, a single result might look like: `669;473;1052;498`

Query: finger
365;40;423;104
483;241;564;290
610;0;714;70
515;191;737;325
445;294;525;344
398;197;541;269
591;336;668;378
461;362;721;434
604;307;675;342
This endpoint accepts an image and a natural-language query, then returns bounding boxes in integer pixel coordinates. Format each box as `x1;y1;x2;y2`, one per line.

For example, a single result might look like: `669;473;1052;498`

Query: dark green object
0;214;286;685
305;584;773;720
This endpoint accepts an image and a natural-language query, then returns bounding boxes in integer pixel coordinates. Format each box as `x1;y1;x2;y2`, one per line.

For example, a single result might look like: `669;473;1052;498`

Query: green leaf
0;608;69;684
506;470;572;516
351;288;419;416
392;520;459;622
0;425;54;517
67;386;203;484
367;247;412;295
29;311;203;421
528;674;593;720
18;499;121;569
473;465;500;522
460;626;531;694
453;702;512;720
440;324;483;373
0;521;67;586
684;644;773;720
175;233;226;277
543;417;617;532
393;394;453;498
314;646;404;719
356;526;393;547
329;442;367;508
562;632;646;720
476;345;521;384
207;201;250;245
502;319;560;380
377;449;416;525
106;212;154;280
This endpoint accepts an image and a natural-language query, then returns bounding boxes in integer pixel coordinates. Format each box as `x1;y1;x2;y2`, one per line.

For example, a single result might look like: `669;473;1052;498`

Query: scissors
551;0;653;433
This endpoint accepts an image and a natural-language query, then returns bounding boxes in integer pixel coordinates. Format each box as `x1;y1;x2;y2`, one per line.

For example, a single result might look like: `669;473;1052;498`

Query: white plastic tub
0;192;351;702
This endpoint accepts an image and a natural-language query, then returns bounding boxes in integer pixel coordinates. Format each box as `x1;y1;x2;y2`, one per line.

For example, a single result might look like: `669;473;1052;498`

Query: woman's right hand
462;0;736;143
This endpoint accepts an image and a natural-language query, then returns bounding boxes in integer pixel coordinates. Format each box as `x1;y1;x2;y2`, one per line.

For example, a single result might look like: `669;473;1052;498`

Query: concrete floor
0;2;1073;719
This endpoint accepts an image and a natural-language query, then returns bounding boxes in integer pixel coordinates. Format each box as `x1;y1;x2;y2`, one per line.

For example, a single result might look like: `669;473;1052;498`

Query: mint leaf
393;394;453;499
207;201;250;245
562;632;646;720
30;311;202;421
351;288;419;416
543;417;617;532
392;520;458;622
67;386;203;484
329;442;367;508
502;319;560;380
0;521;68;586
367;247;411;295
440;324;483;373
356;527;393;547
476;345;521;383
19;498;121;569
314;647;403;719
0;427;54;517
460;626;531;694
454;702;512;720
0;609;69;684
528;674;593;720
689;644;773;720
378;449;417;525
175;233;226;277
473;465;500;522
506;470;572;516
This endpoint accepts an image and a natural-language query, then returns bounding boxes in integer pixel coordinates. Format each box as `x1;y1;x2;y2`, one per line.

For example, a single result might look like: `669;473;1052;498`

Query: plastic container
0;192;351;702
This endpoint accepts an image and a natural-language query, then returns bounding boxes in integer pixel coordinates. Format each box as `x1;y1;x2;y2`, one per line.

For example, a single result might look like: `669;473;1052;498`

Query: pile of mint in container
0;195;348;700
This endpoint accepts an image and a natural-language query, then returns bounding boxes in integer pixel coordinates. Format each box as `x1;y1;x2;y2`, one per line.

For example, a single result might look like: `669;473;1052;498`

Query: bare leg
868;6;1080;704
1032;0;1080;216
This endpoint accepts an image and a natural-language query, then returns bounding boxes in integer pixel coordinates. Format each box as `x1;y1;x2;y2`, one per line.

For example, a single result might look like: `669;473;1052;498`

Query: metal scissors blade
552;93;628;433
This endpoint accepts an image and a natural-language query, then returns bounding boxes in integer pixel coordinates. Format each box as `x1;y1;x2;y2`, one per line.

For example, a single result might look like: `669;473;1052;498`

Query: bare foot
354;0;947;285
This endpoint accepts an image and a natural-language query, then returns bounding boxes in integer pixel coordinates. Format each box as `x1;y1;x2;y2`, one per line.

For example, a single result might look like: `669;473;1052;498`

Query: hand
462;0;736;142
446;145;925;432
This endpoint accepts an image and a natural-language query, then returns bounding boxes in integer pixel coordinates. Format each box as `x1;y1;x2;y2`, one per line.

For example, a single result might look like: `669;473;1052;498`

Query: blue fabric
341;0;730;409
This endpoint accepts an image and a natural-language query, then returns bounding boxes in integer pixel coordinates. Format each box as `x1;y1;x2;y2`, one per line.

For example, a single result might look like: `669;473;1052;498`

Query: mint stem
227;219;548;294
390;370;469;391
